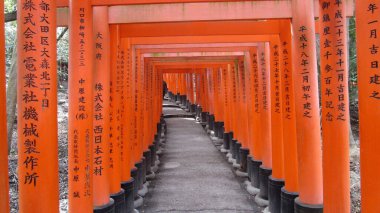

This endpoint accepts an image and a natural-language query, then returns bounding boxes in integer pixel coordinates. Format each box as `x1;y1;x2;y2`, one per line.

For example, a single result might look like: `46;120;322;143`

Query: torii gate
2;0;380;213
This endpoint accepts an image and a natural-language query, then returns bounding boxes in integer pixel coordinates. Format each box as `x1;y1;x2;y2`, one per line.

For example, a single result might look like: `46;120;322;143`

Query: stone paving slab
140;108;261;213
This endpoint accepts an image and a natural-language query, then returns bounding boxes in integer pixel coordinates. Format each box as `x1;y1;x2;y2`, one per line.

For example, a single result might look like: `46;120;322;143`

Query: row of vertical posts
0;1;166;213
0;0;378;212
162;1;352;212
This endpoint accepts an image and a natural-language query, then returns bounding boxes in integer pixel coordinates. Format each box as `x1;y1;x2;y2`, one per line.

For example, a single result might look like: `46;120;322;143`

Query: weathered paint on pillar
68;0;94;211
0;0;8;211
279;19;299;193
356;1;380;212
17;0;59;212
319;1;350;212
270;37;284;179
258;43;272;168
93;6;111;207
291;0;323;205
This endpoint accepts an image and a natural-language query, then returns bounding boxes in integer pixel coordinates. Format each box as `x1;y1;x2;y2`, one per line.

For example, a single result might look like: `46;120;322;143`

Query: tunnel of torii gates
0;0;378;213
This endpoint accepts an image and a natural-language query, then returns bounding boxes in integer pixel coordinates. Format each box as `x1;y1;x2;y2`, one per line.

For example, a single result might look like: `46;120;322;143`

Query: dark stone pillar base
131;167;139;200
93;198;115;213
235;142;242;164
121;179;135;213
268;176;285;213
247;155;252;181
209;114;215;131
218;122;224;139
251;159;262;188
294;197;323;213
259;166;272;200
223;132;230;150
149;144;156;167
110;189;126;213
239;148;249;172
281;187;298;213
231;139;237;159
143;150;152;175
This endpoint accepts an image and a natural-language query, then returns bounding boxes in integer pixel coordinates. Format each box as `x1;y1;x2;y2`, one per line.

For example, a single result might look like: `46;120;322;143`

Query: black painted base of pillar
181;95;187;106
231;139;237;159
190;104;196;114
131;167;139;199
110;189;126;213
149;144;156;167
196;106;201;118
294;197;323;213
218;122;224;139
235;142;242;164
281;187;298;213
209;114;215;131
201;112;207;123
135;159;144;189
223;132;230;150
247;155;252;181
141;157;147;184
121;179;135;213
239;148;249;173
214;122;220;137
259;166;272;200
251;159;262;188
143;150;152;175
94;198;115;213
269;176;285;213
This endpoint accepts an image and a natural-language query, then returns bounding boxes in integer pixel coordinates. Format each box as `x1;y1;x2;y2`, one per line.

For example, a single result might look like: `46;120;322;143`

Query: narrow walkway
141;105;261;213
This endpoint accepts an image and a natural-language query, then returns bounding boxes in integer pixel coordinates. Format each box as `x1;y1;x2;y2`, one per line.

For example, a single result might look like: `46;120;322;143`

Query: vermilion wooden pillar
268;36;285;213
356;1;380;212
92;6;112;209
279;19;299;212
222;67;231;141
245;49;255;155
109;24;125;211
292;0;323;210
257;43;272;202
250;48;263;183
18;0;59;212
68;0;93;212
319;1;350;212
0;0;8;212
121;39;133;183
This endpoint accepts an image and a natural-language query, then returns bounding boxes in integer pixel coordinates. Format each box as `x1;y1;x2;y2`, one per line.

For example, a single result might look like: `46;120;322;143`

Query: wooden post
356;0;380;212
121;39;133;183
0;0;8;211
257;42;272;201
268;36;285;213
68;0;93;212
279;19;300;213
109;24;125;210
250;47;263;189
18;0;59;212
291;0;323;210
319;1;350;212
92;6;113;210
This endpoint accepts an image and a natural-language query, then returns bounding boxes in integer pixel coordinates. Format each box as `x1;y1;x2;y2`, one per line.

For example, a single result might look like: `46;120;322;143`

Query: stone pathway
140;106;261;213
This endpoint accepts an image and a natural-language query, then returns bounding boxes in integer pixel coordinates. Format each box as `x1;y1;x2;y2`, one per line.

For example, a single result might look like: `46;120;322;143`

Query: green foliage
4;0;16;13
348;17;358;102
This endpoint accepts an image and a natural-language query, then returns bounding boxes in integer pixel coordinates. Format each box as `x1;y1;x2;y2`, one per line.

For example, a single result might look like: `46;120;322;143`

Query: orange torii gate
2;0;377;213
